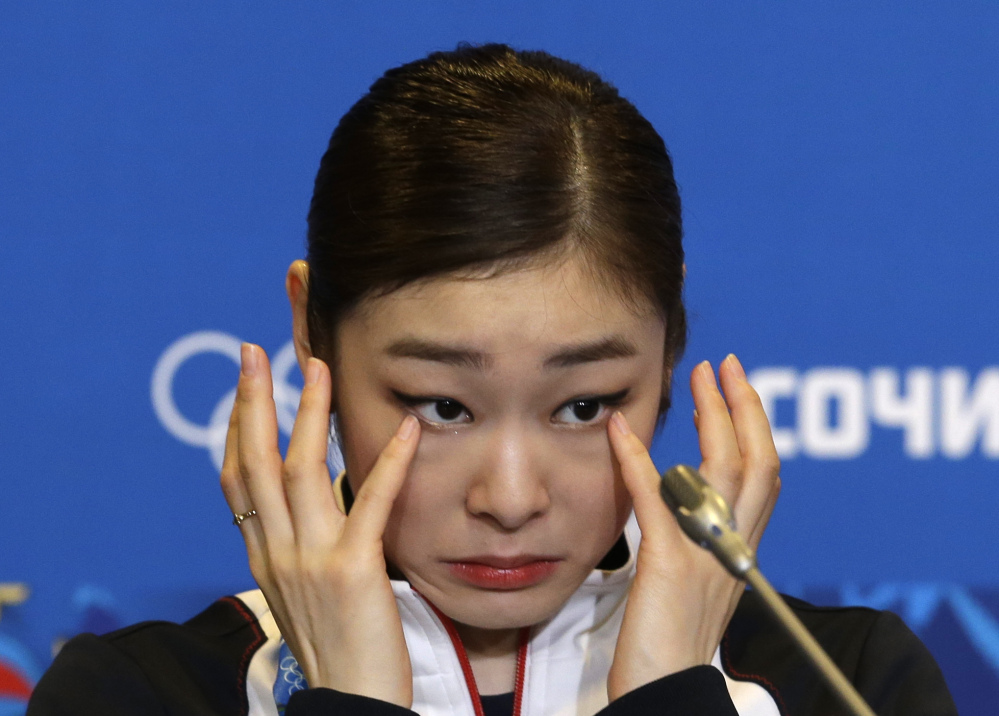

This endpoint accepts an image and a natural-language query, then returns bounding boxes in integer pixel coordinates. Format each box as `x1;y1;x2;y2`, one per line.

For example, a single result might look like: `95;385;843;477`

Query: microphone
659;465;876;716
659;465;755;579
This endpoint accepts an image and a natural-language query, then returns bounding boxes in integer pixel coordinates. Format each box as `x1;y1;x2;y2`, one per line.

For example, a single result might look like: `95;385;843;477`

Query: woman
28;44;955;716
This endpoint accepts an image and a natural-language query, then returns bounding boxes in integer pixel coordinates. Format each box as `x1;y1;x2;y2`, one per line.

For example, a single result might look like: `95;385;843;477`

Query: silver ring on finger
232;509;258;526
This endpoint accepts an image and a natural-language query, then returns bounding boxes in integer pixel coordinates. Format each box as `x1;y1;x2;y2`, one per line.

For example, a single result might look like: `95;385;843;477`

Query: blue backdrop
2;2;997;713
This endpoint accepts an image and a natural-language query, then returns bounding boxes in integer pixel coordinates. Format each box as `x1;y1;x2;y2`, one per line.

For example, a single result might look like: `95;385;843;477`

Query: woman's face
329;254;666;630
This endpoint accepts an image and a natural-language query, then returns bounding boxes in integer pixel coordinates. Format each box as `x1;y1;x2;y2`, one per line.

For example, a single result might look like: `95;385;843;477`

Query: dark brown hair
306;43;686;417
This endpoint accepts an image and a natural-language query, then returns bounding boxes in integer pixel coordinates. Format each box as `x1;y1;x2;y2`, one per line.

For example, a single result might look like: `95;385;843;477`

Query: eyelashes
552;389;629;425
391;389;630;430
393;394;473;427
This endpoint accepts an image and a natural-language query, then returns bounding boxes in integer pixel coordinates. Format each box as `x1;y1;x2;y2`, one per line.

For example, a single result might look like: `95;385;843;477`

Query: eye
554;399;606;424
551;389;629;426
393;392;473;427
416;399;470;424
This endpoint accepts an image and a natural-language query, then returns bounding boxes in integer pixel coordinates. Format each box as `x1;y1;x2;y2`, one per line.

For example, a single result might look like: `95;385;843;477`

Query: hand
606;354;780;700
220;343;420;707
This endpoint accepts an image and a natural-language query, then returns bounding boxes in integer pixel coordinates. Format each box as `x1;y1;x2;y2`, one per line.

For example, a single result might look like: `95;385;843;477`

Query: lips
445;555;562;590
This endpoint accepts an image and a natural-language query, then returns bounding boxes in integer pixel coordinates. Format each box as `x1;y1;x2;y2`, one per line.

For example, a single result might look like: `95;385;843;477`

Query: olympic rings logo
151;331;344;473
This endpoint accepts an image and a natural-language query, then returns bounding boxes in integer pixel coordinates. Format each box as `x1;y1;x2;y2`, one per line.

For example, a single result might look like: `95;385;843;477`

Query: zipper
424;599;531;716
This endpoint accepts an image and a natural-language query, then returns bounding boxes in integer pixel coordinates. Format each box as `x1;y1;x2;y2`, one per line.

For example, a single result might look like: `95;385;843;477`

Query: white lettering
869;368;934;458
940;368;999;458
799;368;869;458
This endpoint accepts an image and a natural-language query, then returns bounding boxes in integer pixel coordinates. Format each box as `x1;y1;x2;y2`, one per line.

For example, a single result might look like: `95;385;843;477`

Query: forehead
339;255;665;358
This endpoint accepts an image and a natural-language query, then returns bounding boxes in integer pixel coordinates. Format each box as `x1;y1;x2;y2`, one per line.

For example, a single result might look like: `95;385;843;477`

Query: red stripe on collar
422;596;531;716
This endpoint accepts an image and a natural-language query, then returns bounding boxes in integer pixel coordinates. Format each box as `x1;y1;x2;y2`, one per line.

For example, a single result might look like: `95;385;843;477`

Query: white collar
240;514;777;716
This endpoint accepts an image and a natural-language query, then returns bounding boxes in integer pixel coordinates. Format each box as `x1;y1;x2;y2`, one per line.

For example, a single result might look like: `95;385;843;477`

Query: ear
285;260;315;378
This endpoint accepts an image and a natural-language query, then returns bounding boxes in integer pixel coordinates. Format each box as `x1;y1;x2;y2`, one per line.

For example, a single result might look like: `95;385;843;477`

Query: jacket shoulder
722;590;956;716
28;595;267;716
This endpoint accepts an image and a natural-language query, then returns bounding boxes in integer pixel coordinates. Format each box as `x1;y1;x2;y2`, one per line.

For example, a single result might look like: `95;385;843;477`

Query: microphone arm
659;465;877;716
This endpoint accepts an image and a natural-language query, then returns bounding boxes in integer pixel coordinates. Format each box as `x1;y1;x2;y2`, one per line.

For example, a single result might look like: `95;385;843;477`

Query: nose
465;423;550;531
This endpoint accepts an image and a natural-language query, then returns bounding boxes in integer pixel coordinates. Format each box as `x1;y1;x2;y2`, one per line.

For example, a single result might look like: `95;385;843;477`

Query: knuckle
236;447;256;474
749;450;780;478
739;381;766;407
281;461;302;485
268;558;297;585
353;485;387;510
284;447;325;477
712;453;743;478
706;383;729;407
294;389;316;416
298;554;328;581
248;556;270;585
219;469;238;495
221;443;237;472
293;551;353;589
239;442;276;475
235;374;257;402
626;442;647;460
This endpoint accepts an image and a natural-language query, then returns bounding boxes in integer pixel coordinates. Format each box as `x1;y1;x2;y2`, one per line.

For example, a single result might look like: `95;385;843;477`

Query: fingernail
397;415;418;441
305;357;321;385
241;343;259;377
611;411;631;435
697;360;712;380
693;409;699;423
726;353;747;380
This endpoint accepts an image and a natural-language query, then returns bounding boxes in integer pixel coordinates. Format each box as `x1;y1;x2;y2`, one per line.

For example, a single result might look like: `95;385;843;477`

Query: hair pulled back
307;43;686;415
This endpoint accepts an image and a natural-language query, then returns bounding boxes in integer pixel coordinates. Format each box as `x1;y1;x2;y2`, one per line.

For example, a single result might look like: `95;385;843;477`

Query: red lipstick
446;556;560;590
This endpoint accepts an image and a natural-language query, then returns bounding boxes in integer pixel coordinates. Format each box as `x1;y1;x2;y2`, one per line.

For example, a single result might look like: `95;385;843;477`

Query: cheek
337;395;405;494
556;441;633;531
379;435;476;552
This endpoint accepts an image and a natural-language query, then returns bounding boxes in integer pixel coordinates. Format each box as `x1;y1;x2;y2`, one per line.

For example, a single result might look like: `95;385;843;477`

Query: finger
607;411;678;546
691;361;742;504
237;343;294;546
283;357;342;547
717;355;781;536
341;416;420;548
220;397;267;558
221;395;248;510
747;475;780;550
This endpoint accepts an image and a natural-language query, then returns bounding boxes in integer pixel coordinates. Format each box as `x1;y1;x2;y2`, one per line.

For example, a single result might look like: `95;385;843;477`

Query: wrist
607;651;708;701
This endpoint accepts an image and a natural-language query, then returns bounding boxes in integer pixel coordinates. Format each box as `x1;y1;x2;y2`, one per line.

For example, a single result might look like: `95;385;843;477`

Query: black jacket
27;589;956;716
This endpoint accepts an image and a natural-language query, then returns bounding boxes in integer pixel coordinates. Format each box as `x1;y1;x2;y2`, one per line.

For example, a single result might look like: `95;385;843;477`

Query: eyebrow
384;338;489;369
543;335;638;368
383;335;638;370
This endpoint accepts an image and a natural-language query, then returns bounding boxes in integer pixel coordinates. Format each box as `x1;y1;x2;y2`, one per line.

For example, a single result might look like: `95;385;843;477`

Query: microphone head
659;464;707;512
659;464;756;578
